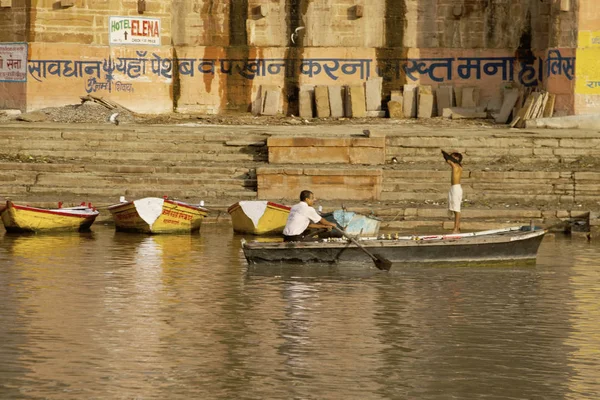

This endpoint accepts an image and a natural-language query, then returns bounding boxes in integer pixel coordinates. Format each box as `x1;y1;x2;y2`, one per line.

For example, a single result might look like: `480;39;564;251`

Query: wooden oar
333;226;392;271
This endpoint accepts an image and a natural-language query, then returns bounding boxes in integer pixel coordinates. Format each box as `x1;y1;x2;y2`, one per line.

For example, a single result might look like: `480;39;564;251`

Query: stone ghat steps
385;133;600;164
0;127;269;163
0;161;258;206
382;169;600;204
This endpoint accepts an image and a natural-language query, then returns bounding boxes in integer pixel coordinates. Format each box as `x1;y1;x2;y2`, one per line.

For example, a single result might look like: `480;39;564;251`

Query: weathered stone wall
0;0;26;41
407;0;577;50
24;0;173;45
0;0;590;114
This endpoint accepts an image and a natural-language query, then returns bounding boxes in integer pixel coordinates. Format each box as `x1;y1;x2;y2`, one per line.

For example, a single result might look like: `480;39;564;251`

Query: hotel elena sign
109;16;161;46
0;42;27;82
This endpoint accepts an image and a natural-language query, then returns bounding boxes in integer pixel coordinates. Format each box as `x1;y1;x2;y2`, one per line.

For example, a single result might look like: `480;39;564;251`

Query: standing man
442;150;463;233
283;190;337;242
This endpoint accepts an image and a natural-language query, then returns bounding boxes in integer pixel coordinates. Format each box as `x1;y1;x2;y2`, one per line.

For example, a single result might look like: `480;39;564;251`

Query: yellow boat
107;197;208;234
0;200;99;233
227;200;291;235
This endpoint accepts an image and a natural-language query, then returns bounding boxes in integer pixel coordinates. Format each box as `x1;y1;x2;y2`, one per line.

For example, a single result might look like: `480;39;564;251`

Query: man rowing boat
282;190;337;242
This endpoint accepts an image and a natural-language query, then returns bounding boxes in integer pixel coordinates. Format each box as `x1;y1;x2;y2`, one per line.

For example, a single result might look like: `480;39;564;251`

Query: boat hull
0;201;99;233
108;197;208;234
228;201;291;235
242;227;546;267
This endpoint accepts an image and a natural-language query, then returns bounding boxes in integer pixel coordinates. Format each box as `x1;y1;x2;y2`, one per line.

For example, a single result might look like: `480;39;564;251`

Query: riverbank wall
1;121;599;238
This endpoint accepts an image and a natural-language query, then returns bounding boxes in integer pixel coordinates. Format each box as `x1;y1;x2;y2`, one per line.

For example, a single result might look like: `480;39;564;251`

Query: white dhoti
448;184;463;213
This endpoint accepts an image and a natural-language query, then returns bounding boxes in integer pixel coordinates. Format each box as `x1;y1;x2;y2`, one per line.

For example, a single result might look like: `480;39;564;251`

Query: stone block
267;137;385;165
418;86;434;118
0;109;20;116
494;88;520;124
298;87;314;119
461;87;479;108
328;86;345;118
253;84;278;115
388;100;403;118
261;90;280;116
486;95;503;112
455;87;463;109
436;85;453;115
348;85;366;118
344;86;352;117
390;90;403;102
403;84;418;118
366;111;386;118
257;167;383;200
349;147;386;164
314;86;330;118
365;77;383;111
449;108;487;119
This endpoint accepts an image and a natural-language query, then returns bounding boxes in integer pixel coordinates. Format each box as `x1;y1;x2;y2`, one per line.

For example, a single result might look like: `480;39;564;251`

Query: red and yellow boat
107;197;208;234
227;201;291;235
0;201;99;233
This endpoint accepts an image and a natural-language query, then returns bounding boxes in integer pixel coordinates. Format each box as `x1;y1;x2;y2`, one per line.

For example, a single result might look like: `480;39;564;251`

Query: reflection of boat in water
242;226;547;267
108;197;208;234
5;233;95;266
227;201;291;235
0;200;99;233
321;209;381;237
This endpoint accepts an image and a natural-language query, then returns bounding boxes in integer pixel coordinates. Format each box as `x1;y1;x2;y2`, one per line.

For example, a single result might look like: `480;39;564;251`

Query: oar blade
374;255;392;271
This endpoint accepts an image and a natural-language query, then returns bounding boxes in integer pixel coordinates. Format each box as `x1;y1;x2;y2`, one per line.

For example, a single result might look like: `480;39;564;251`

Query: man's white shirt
283;201;322;236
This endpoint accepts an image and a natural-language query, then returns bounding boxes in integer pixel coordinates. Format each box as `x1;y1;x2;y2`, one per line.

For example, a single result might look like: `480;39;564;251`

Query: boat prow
0;200;100;233
227;200;291;235
108;197;208;234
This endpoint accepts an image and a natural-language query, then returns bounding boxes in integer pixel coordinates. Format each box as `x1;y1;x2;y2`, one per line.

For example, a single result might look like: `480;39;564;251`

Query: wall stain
199;1;219;96
172;47;180;111
282;0;307;116
516;9;535;64
376;0;407;107
220;0;251;113
26;0;35;42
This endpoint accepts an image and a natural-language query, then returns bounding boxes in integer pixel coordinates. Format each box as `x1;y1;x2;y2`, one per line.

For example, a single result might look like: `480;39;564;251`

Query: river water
0;225;599;400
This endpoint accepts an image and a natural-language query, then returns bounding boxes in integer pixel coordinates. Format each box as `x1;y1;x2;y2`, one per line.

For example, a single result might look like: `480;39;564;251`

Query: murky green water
1;225;599;400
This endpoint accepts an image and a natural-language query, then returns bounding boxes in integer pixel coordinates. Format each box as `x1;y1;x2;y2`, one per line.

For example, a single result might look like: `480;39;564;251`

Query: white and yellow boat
227;201;291;235
107;197;208;234
0;200;99;233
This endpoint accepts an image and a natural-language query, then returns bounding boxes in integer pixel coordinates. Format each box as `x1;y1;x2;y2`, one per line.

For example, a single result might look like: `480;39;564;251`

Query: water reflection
0;227;599;399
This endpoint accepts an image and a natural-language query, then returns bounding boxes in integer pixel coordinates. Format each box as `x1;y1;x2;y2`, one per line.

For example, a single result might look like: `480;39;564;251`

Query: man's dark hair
300;190;313;201
451;152;463;164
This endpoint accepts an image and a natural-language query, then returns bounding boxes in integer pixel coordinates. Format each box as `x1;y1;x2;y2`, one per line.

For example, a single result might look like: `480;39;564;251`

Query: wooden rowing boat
227;201;291;235
0;200;99;233
107;197;208;234
242;226;547;267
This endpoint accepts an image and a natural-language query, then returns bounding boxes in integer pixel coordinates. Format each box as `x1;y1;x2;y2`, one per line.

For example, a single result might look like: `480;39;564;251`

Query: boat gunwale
6;202;99;219
227;201;291;214
242;228;547;250
107;198;208;215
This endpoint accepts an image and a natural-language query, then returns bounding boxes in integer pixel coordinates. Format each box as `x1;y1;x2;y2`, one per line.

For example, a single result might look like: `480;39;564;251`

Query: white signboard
109;16;161;46
0;42;27;82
